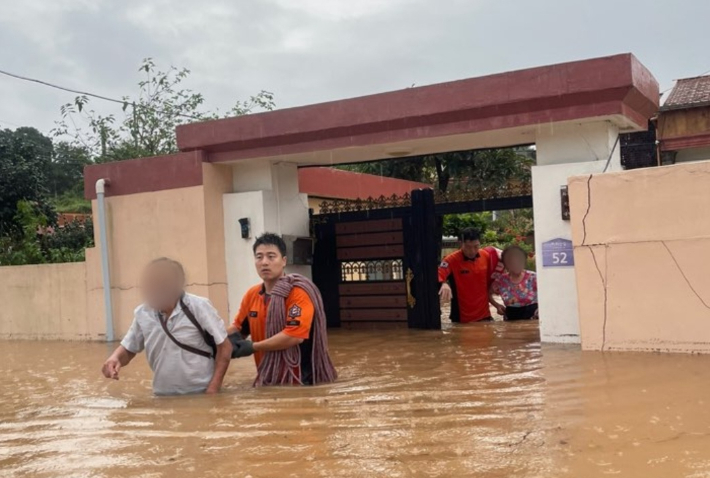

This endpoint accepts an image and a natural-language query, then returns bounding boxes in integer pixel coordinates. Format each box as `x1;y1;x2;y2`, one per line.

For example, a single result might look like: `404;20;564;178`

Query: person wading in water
438;228;493;323
228;233;337;386
101;258;232;395
489;245;539;321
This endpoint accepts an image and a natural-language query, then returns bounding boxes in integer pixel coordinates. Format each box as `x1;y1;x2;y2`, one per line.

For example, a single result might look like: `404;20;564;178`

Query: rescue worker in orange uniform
438;228;493;323
227;233;317;384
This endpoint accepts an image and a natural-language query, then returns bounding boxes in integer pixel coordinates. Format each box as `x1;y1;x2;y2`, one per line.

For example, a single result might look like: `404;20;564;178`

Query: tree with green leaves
0;127;54;233
442;212;493;237
338;146;535;194
2;59;276;265
53;58;275;162
48;142;92;197
46;142;93;213
428;146;535;193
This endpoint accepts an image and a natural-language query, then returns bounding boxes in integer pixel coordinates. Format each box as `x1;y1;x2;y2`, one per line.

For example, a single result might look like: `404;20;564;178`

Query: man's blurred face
140;262;184;312
254;244;287;281
461;240;481;259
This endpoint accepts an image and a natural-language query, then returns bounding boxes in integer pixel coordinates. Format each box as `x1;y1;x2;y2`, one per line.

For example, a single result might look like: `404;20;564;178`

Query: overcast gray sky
1;0;709;135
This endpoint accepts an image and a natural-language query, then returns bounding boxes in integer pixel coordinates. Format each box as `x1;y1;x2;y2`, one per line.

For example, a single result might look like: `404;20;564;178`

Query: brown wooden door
335;218;409;327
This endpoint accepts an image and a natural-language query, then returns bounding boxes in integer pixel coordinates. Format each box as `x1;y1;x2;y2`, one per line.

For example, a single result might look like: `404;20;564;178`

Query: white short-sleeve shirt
121;293;228;396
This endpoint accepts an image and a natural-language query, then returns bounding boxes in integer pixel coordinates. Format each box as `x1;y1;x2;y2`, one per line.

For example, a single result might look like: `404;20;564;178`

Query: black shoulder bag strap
179;298;217;359
156;298;216;359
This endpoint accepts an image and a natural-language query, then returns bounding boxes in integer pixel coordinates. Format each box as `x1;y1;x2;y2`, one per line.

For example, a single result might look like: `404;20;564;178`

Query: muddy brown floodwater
1;322;710;478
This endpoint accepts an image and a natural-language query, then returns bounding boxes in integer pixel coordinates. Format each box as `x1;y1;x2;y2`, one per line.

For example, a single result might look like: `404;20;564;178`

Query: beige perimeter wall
0;163;233;341
569;160;710;353
0;262;95;340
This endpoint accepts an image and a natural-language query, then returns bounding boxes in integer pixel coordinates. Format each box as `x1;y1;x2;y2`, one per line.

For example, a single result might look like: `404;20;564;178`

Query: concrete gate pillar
532;121;621;343
223;161;311;317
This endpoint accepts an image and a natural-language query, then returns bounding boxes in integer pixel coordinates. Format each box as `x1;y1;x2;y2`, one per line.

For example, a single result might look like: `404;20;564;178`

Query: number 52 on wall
541;238;575;267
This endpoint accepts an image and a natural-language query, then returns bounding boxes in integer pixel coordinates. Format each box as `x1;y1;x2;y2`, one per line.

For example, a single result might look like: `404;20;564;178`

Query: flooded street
1;322;710;477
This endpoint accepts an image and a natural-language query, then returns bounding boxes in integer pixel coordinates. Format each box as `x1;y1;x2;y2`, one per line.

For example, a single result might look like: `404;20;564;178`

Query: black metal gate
311;189;441;329
311;184;533;330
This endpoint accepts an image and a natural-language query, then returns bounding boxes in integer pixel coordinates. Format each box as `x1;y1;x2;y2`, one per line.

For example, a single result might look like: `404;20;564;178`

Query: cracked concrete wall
533;160;618;344
569;161;710;353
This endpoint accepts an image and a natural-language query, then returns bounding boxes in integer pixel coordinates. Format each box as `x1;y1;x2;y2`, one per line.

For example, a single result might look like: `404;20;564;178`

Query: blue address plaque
541;238;574;267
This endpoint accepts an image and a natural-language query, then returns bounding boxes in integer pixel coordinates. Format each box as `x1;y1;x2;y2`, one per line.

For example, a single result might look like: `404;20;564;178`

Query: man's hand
205;385;220;394
229;335;255;359
494;304;506;316
101;357;121;380
101;346;135;381
439;283;452;303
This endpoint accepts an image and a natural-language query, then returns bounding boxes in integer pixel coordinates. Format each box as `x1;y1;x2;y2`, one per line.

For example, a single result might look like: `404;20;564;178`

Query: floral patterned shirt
493;271;538;307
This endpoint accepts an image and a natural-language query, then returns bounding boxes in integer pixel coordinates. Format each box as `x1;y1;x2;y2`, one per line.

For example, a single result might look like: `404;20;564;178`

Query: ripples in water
1;322;709;477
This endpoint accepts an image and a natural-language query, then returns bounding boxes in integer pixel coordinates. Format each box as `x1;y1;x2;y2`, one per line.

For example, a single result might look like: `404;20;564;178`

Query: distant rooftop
661;75;710;111
298;167;430;200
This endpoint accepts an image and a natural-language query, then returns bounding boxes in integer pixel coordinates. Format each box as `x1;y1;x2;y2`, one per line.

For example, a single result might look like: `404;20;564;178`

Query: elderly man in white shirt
101;258;232;395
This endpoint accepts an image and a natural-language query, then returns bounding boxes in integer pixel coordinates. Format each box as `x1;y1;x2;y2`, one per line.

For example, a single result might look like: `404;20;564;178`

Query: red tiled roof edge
298;167;431;200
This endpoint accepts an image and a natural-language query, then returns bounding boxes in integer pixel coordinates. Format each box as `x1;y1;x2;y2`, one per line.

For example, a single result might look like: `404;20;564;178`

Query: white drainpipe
95;179;115;342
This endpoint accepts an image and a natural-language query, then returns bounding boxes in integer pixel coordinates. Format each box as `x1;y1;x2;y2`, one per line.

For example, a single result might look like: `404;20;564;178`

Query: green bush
40;217;94;252
442;212;492;237
0;200;93;266
51;190;92;214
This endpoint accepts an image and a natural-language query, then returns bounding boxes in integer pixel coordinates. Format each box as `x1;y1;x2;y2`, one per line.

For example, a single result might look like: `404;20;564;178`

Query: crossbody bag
157;298;217;359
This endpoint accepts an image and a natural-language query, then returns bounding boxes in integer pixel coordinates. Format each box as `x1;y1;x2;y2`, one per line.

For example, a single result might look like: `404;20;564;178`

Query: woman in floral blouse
490;245;538;321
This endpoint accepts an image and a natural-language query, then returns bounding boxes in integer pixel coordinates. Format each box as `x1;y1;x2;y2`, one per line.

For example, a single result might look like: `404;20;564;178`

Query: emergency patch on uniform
249;311;258;317
288;304;302;318
286;319;301;327
440;261;449;268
